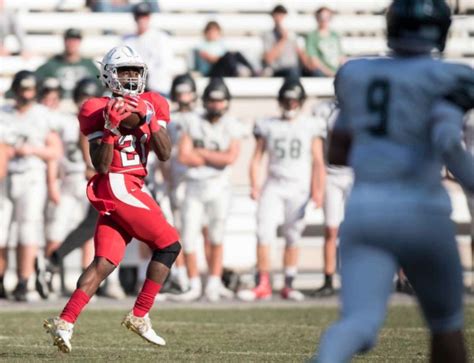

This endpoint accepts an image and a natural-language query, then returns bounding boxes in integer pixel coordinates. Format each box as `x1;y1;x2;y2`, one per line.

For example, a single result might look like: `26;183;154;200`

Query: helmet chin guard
99;46;148;96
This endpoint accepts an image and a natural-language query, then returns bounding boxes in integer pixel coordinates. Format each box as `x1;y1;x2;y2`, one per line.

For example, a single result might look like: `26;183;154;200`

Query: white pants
46;173;89;242
168;178;187;231
323;172;353;228
257;179;309;247
181;177;231;253
0;179;13;248
8;171;47;246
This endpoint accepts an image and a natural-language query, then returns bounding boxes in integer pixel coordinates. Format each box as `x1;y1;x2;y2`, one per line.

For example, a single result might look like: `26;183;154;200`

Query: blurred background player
36;77;128;300
176;78;242;302
238;78;326;302
0;71;62;301
158;73;204;296
41;78;126;300
0;109;14;299
312;99;353;297
35;28;100;100
315;0;473;361
44;46;181;352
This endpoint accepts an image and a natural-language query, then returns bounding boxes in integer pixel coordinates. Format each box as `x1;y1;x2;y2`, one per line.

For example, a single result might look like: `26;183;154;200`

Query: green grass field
0;304;473;362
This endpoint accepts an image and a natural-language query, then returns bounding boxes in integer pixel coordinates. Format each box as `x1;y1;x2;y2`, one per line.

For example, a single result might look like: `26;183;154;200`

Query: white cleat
167;286;202;302
281;287;305;302
154;293;168;302
102;282;127;300
43;317;74;353
205;282;235;302
122;311;166;346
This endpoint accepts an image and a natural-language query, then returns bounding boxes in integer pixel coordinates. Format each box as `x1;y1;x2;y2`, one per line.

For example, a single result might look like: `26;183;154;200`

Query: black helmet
202;77;231;102
11;70;37;95
278;77;306;104
38;77;62;100
386;0;451;53
73;78;101;104
170;73;196;102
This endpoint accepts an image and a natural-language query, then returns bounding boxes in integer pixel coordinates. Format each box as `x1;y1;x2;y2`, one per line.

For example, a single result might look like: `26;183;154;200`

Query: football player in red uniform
44;46;181;353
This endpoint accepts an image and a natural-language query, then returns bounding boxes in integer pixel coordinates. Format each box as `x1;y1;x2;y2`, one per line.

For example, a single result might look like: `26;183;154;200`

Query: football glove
123;95;148;119
103;98;132;136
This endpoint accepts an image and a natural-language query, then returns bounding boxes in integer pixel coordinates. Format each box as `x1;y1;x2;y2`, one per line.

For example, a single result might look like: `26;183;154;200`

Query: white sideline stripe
108;173;149;210
87;131;104;141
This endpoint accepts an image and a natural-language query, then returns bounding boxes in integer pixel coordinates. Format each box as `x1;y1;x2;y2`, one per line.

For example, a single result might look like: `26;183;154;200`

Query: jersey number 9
367;79;390;136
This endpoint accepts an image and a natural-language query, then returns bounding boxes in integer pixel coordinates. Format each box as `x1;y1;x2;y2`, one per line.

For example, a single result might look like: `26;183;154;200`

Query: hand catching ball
114;97;142;129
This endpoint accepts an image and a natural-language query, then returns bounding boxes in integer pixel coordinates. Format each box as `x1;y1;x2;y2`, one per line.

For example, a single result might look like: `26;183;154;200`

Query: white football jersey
335;56;474;213
52;111;85;175
0;104;55;173
254;114;326;187
312;100;353;177
168;110;199;184
181;114;243;181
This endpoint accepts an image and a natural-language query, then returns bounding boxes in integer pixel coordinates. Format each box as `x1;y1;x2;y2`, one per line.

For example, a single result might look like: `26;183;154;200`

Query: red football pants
87;173;179;266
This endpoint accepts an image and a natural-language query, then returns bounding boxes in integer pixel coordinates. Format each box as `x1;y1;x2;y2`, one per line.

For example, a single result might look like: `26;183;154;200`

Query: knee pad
152;241;181;268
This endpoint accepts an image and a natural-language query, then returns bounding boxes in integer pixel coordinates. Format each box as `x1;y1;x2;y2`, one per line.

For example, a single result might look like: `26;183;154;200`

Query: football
113;97;142;129
120;112;142;129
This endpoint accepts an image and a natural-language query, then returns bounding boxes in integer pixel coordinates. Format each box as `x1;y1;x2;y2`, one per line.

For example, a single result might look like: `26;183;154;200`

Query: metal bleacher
1;0;473;97
5;0;474;14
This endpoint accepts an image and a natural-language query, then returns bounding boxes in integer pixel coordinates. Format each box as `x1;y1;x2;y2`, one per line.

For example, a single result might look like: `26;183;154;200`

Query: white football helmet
99;46;148;96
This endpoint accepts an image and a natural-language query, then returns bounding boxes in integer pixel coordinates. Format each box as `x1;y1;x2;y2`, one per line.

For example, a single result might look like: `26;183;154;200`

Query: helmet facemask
174;84;196;110
100;46;148;96
204;98;229;120
279;88;304;120
104;64;148;96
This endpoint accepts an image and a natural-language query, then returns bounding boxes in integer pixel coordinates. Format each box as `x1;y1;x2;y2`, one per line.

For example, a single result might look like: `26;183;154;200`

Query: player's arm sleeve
310;115;328;140
252;119;267;140
431;100;474;192
150;93;170;129
78;99;104;141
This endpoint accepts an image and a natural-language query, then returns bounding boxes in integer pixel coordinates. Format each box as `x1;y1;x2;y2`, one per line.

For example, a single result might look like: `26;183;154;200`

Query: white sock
284;266;298;277
189;276;202;291
176;266;189;290
284;266;298;289
206;275;221;289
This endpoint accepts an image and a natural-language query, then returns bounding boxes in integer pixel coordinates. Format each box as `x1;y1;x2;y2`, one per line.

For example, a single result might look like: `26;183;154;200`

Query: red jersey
78;92;170;178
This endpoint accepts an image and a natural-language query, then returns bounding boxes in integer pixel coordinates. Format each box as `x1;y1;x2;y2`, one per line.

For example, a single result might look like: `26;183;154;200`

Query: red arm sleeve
149;92;170;126
78;97;108;140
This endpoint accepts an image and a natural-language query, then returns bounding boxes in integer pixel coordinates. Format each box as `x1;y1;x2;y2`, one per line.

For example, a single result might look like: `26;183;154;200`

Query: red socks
133;279;162;317
59;280;162;323
259;272;270;286
60;289;91;324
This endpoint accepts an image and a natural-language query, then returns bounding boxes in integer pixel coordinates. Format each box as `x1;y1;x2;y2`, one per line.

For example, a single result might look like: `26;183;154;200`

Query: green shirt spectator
304;7;344;77
35;28;101;99
306;30;342;74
